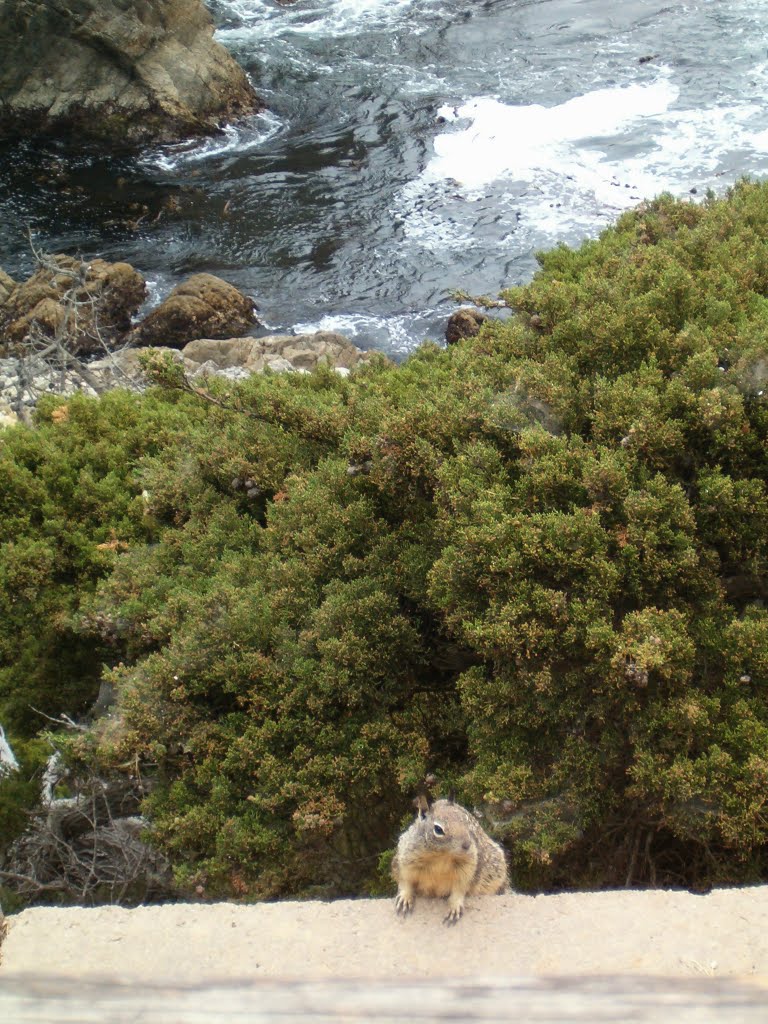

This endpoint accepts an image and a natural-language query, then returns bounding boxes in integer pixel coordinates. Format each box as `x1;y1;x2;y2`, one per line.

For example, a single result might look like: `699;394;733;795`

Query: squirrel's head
415;796;474;855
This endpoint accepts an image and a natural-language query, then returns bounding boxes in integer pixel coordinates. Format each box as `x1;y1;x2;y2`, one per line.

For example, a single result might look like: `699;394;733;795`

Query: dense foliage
3;181;768;899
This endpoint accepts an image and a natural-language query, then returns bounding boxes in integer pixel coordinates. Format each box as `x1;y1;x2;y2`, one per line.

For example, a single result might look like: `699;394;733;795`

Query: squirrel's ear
447;789;456;804
415;794;430;818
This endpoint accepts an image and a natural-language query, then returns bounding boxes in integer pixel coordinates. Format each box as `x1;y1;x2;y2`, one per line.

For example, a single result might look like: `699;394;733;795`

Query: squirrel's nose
462;840;471;851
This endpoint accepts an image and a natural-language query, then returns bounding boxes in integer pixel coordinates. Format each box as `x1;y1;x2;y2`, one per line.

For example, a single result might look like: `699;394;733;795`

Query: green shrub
0;388;208;857
0;389;210;734
4;180;768;900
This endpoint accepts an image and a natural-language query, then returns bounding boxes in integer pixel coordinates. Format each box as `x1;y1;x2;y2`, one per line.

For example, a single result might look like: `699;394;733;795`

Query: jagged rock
182;331;369;373
89;347;195;386
132;274;258;348
0;722;19;773
100;331;369;383
445;307;487;345
190;359;250;382
0;346;177;409
0;353;100;409
261;356;296;374
278;333;364;371
181;336;264;369
0;256;146;356
0;0;263;145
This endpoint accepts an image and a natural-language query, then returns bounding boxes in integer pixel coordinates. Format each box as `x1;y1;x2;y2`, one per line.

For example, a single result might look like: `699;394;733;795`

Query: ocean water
3;0;768;356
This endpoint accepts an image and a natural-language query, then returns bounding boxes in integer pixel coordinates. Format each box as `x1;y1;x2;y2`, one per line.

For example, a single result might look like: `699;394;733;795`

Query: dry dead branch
1;761;173;906
5;235;146;421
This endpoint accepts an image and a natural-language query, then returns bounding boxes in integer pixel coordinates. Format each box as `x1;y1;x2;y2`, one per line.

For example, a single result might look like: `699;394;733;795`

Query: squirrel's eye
433;824;445;837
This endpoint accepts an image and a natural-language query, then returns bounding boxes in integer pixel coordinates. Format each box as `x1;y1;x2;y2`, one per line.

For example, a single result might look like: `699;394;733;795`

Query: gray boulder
182;332;369;373
0;0;262;144
94;331;371;384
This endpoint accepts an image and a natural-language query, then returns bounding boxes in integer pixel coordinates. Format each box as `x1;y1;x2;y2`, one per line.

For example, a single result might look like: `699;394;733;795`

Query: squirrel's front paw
394;892;413;916
443;903;463;926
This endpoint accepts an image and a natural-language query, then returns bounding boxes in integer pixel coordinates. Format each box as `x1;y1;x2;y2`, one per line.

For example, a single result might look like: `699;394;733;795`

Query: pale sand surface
1;887;767;983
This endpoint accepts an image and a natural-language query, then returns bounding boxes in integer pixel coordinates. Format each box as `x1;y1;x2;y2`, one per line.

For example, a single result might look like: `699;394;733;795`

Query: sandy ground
2;887;768;984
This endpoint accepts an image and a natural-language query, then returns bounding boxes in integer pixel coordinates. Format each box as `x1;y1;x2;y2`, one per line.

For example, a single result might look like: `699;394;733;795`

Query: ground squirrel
392;795;509;924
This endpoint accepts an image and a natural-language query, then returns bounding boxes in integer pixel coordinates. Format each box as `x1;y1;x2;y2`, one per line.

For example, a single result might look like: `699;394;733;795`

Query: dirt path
2;887;767;983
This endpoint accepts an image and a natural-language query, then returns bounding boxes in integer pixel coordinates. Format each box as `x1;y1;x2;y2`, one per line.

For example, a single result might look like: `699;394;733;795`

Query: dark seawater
3;0;768;356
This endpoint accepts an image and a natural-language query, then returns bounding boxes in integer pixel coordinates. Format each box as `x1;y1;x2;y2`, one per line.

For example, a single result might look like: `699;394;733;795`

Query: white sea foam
215;0;441;39
292;309;444;355
398;72;768;252
142;111;283;173
429;79;680;191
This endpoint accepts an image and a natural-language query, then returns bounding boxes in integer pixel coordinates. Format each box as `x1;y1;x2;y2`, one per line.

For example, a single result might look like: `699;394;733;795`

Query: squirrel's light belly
402;851;476;897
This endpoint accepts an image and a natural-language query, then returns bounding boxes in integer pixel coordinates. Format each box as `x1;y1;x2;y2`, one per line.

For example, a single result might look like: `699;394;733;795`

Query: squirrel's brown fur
392;797;509;924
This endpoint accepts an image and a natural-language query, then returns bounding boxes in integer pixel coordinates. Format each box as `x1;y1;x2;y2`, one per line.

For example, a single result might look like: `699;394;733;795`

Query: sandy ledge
2;887;768;984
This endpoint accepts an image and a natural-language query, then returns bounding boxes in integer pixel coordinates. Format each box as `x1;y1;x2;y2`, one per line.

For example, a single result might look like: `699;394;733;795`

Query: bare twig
8;236;145;415
29;706;87;732
3;768;172;906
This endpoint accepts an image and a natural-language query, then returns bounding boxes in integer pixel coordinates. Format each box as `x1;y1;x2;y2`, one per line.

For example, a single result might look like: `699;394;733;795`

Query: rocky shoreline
0;254;372;424
0;253;486;426
0;329;373;424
